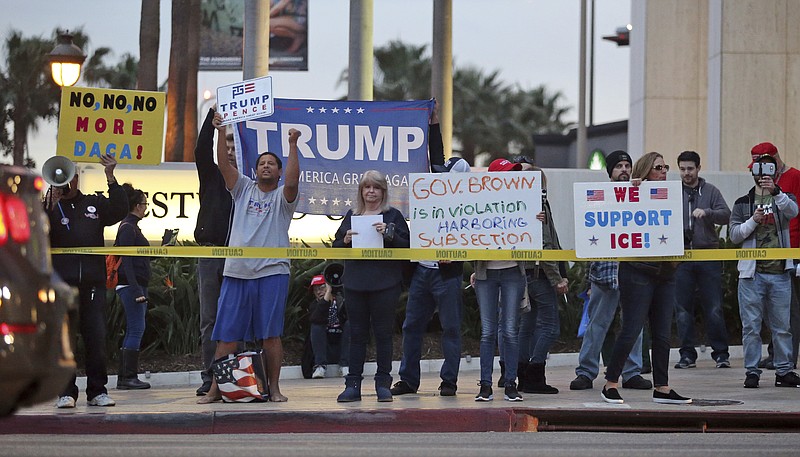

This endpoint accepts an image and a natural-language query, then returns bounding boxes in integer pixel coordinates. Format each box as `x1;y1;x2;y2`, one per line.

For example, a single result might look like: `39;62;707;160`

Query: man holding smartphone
729;152;800;388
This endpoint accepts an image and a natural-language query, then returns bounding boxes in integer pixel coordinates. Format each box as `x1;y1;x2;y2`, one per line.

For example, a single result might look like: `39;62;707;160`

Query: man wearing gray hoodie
673;151;732;370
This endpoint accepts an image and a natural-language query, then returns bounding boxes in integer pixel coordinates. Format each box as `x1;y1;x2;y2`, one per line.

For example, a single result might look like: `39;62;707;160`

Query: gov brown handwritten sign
408;171;543;249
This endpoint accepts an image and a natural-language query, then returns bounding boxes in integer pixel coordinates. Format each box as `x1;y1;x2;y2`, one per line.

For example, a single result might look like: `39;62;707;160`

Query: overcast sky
1;0;631;170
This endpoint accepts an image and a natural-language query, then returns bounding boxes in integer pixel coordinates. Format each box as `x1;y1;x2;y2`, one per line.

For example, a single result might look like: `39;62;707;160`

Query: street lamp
48;32;86;87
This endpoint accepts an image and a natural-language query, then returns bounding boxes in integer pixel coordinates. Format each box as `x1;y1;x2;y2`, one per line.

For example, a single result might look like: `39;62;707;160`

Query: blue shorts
212;274;289;342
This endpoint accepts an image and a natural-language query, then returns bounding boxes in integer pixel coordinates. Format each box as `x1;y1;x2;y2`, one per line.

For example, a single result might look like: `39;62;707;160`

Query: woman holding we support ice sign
601;152;693;405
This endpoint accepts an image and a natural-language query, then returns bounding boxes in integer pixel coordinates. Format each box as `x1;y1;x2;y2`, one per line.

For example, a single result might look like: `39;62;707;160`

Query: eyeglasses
138;201;149;206
652;164;670;172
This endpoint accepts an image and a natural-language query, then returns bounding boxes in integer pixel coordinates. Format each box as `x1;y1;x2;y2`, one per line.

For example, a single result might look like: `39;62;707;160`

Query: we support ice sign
409;171;543;250
235;98;434;216
573;181;684;258
57;87;165;165
217;76;274;125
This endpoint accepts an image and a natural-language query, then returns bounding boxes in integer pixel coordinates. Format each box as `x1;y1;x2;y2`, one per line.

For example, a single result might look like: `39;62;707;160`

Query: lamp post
48;31;86;87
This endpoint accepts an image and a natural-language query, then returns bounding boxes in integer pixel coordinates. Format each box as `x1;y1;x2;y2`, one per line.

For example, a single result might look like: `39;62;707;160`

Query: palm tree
82;47;138;89
373;41;432;101
2;31;60;166
138;0;160;91
165;0;200;162
452;66;511;165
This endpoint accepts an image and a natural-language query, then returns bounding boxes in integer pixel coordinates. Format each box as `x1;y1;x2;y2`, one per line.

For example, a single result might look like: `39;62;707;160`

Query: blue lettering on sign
584;210;672;227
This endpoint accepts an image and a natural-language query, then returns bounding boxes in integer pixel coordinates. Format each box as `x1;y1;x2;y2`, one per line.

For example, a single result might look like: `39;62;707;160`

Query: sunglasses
652;164;670;172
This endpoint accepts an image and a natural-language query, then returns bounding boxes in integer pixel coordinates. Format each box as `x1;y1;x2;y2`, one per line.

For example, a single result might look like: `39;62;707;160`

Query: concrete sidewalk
2;348;800;434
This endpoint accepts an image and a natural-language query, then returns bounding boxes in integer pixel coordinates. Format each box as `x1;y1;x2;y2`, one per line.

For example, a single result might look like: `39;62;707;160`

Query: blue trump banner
234;98;434;216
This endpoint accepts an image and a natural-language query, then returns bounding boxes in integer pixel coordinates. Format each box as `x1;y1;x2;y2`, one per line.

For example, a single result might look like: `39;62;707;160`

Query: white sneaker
55;396;76;408
87;393;116;407
312;365;326;379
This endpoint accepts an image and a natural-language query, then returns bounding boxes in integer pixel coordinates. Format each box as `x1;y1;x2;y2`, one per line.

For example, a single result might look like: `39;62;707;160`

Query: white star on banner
308;196;317;204
344;107;352;114
344;198;353;206
331;108;340;114
319;107;327;113
332;198;341;206
306;107;314;113
319;197;329;205
356;107;365;113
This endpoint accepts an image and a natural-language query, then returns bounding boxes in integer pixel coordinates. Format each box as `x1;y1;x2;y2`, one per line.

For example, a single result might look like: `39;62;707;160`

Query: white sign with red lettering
573;181;684;258
216;76;274;125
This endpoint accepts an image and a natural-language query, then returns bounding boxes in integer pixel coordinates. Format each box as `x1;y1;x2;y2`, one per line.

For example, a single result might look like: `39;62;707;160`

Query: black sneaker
775;371;800;388
475;382;493;402
652;389;692;404
195;380;212;396
389;380;416;395
569;375;593;390
504;382;523;402
758;357;773;369
601;386;624;404
744;373;759;388
674;358;696;369
622;375;653;390
438;382;457;397
716;358;731;369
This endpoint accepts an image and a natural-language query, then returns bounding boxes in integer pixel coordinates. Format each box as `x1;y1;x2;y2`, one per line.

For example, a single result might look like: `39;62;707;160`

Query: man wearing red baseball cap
749;143;800;371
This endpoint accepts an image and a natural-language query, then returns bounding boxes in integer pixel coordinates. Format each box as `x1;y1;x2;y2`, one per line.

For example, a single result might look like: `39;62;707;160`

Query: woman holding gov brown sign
332;170;410;403
601;152;692;406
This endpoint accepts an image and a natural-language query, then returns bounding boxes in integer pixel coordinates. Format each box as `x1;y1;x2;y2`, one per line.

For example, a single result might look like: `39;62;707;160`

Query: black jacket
333;207;411;292
48;183;128;287
194;108;234;246
115;214;151;297
308;292;347;327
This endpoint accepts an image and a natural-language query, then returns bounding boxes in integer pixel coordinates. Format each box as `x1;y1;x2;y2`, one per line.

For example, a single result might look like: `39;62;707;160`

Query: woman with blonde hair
333;171;410;402
601;152;692;405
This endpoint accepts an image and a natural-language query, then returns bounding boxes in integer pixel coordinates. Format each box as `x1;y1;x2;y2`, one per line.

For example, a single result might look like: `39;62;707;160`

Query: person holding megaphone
44;153;128;409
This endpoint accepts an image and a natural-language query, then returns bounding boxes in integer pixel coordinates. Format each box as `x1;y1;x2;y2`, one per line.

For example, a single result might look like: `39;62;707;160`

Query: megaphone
42;156;76;187
323;263;344;288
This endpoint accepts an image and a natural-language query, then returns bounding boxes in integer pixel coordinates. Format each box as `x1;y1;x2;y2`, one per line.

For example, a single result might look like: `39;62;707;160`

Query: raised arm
214;112;239;190
283;128;301;203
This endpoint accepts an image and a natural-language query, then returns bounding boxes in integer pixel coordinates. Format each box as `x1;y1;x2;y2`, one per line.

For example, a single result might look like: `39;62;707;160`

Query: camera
752;162;776;177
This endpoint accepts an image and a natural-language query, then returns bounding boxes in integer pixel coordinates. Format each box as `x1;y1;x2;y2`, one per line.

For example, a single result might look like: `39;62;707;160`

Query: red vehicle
0;164;76;415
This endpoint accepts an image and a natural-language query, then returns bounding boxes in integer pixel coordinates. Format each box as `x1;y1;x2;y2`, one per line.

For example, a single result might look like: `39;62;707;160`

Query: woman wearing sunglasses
601;152;692;405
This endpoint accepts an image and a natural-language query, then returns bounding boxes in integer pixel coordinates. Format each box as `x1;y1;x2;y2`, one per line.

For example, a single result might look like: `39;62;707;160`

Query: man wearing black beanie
571;150;653;391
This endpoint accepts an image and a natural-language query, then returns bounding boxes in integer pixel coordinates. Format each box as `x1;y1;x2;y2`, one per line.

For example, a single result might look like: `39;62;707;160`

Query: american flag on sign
231;82;256;99
650;188;668;200
212;352;268;402
586;189;604;201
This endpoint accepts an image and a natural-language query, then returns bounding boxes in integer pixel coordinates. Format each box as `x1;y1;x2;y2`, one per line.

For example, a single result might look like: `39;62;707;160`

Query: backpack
106;255;122;289
106;222;132;289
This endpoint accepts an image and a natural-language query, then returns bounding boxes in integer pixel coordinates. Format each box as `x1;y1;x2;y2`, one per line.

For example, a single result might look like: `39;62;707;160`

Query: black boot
522;362;558;394
517;361;531;391
337;374;362;402
497;361;506;387
375;374;393;402
116;349;151;390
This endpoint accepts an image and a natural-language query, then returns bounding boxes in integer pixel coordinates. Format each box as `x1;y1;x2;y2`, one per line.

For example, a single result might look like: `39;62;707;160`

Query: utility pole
348;0;374;100
577;0;588;168
432;0;453;158
243;0;270;79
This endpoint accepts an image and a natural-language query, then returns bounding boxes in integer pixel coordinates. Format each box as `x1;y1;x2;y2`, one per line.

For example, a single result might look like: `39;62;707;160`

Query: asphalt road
3;433;799;457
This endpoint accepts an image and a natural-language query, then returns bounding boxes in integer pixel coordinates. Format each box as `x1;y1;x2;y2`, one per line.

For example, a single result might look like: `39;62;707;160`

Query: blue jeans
197;258;225;382
476;267;525;385
674;261;729;362
118;286;148;350
738;272;793;376
310;322;350;367
575;281;643;382
606;264;675;387
399;265;463;389
345;284;401;378
518;272;560;364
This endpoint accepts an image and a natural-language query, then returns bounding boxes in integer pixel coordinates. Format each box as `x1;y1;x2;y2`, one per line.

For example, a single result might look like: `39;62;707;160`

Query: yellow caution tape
50;246;800;262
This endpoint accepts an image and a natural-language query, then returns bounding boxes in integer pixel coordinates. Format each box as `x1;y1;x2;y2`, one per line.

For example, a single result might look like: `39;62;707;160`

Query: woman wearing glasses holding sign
601;152;692;405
